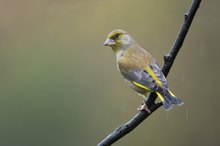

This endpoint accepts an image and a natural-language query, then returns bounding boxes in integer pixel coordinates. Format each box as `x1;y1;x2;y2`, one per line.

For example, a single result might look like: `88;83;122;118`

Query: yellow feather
168;90;175;97
145;66;162;86
133;81;165;102
156;92;165;101
133;81;150;91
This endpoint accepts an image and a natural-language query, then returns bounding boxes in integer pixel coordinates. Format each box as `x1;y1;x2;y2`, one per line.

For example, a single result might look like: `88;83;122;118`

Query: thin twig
98;0;201;145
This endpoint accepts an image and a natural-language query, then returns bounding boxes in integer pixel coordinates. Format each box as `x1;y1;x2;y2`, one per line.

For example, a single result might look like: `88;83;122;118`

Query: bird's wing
149;60;168;89
130;61;168;93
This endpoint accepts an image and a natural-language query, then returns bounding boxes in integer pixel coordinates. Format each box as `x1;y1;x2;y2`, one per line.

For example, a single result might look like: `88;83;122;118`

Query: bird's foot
137;102;151;113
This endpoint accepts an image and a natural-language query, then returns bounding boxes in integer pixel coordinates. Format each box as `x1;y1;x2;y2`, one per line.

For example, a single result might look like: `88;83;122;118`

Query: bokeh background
0;0;219;146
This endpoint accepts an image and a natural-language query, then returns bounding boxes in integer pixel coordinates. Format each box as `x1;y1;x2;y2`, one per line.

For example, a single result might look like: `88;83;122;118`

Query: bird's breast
117;54;146;71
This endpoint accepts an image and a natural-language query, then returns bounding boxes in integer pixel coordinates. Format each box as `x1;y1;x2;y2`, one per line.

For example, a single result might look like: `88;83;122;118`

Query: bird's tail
156;90;183;111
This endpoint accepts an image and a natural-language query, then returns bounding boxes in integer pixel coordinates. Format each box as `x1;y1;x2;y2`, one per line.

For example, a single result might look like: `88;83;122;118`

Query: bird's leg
137;101;151;113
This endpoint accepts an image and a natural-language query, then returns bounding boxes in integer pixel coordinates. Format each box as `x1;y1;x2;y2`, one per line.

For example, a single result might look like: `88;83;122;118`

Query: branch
98;0;201;145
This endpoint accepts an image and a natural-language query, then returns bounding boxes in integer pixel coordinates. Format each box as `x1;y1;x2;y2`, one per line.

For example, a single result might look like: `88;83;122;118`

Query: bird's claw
137;102;151;113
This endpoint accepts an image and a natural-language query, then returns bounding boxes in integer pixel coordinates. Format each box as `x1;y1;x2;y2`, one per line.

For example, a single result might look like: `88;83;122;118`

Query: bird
103;29;183;112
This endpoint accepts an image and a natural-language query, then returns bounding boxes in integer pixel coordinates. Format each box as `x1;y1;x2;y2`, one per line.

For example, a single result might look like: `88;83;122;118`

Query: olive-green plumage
104;29;183;110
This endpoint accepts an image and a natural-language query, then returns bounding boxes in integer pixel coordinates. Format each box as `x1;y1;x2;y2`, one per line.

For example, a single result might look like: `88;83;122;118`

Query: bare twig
98;0;201;145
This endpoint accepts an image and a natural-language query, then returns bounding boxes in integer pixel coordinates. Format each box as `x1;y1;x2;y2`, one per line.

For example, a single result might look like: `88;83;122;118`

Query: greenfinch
104;29;183;111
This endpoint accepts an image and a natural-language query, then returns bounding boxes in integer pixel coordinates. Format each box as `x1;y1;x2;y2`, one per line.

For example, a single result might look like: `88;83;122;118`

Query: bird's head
104;29;135;52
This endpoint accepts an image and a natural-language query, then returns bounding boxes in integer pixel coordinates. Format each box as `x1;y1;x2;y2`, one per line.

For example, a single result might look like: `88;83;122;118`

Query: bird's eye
112;34;119;40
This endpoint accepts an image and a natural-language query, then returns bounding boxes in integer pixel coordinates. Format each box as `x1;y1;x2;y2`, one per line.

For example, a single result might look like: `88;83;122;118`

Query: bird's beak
104;38;115;46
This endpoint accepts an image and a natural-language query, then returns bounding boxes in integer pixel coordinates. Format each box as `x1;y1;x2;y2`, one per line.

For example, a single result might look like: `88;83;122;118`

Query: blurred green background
0;0;219;146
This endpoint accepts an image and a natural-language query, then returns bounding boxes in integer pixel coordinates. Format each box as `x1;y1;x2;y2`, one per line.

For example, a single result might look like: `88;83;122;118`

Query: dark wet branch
98;0;201;145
